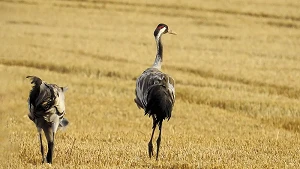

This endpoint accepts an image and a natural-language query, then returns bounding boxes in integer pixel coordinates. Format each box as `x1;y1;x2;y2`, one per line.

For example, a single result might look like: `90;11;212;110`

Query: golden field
0;0;300;168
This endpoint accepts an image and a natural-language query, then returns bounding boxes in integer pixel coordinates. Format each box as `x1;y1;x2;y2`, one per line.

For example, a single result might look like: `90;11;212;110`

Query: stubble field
0;0;300;168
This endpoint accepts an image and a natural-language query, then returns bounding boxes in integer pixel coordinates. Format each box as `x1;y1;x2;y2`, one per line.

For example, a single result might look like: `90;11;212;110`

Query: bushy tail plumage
146;85;173;121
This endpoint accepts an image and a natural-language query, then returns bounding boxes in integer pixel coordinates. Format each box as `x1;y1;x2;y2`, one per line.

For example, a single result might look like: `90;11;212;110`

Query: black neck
157;36;163;60
152;36;163;69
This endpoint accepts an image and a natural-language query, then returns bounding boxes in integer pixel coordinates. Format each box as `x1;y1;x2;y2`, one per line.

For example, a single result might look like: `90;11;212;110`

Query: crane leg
39;132;45;163
156;121;163;160
148;116;157;158
46;132;55;164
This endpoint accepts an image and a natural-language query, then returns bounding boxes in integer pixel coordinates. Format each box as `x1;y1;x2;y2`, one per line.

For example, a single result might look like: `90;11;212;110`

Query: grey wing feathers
135;68;175;111
166;75;175;103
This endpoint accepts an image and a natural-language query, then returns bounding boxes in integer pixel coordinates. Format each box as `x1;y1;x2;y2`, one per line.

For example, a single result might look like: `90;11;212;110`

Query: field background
0;0;300;168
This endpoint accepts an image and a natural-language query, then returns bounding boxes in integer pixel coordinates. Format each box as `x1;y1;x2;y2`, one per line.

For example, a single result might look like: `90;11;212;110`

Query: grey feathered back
27;76;68;125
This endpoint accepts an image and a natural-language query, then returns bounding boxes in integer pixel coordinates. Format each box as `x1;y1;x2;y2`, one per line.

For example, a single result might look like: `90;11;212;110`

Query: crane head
154;23;177;38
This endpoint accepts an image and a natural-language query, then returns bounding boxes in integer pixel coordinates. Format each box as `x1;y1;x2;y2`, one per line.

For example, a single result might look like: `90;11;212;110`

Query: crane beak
168;30;177;35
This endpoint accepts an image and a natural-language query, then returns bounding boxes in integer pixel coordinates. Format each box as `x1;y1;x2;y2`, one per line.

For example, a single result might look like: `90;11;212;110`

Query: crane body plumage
27;76;68;164
135;68;175;121
134;23;176;160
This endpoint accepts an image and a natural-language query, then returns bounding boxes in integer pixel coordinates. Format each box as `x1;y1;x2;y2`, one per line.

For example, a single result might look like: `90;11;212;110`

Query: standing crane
134;23;176;160
27;76;69;164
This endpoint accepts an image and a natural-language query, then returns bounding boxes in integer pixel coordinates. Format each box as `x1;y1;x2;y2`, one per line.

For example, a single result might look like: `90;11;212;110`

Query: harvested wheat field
1;0;300;168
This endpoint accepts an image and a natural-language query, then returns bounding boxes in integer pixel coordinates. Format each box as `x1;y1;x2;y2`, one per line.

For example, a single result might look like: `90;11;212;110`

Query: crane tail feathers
59;118;69;130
